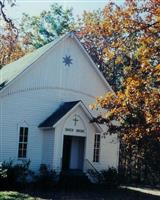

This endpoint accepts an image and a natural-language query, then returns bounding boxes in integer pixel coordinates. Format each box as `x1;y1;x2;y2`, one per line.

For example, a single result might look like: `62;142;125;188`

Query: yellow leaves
141;60;150;67
153;6;160;17
123;66;132;75
95;92;115;108
144;37;153;45
83;0;160;147
155;64;160;70
90;93;115;110
141;60;152;73
81;0;159;63
145;111;154;124
89;103;97;110
115;56;123;64
154;64;160;75
126;77;141;88
103;48;115;60
137;44;150;60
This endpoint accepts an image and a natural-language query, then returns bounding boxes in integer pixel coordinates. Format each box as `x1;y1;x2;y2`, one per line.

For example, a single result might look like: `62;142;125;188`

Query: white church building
0;32;119;173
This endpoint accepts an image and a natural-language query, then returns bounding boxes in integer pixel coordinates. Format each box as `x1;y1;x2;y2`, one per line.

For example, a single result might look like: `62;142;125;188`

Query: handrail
84;159;99;175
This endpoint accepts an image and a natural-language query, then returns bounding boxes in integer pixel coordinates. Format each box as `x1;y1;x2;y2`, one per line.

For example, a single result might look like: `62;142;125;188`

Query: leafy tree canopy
77;0;160;90
20;3;74;50
0;3;74;67
85;0;160;183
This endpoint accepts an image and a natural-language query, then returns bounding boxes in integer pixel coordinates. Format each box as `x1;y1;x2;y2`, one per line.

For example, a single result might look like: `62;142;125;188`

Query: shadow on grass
24;187;160;200
0;188;160;200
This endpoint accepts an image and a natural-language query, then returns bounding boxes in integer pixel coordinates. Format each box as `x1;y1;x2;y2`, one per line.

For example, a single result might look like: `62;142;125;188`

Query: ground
0;188;160;200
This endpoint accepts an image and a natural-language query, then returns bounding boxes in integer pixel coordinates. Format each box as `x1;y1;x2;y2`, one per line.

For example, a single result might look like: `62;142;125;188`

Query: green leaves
20;3;74;50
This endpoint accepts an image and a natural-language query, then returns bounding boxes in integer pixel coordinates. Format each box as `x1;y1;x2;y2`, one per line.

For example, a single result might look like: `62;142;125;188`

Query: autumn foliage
0;0;25;68
78;0;160;90
82;0;160;184
0;24;25;68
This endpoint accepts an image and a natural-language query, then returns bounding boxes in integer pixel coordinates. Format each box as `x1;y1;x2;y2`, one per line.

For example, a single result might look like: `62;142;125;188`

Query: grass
0;191;42;200
0;188;159;200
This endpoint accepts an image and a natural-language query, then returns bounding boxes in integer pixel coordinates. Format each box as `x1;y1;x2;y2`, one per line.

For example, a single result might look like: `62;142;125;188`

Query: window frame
18;127;28;159
93;134;101;163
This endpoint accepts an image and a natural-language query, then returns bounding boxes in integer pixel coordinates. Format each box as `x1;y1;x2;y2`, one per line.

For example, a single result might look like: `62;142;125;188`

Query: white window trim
18;126;29;159
93;134;101;163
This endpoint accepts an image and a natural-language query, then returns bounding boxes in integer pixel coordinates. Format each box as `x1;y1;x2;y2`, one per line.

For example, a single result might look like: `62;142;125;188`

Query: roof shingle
38;101;80;128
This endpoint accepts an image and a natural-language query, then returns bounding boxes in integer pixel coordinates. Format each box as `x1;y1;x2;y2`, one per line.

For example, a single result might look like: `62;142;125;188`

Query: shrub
0;163;7;178
0;162;7;190
101;168;119;188
88;167;119;188
34;164;57;190
0;159;32;190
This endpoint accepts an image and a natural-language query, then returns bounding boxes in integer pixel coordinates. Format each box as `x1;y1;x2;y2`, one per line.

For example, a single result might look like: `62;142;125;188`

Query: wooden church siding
0;34;119;172
0;37;108;98
50;106;103;171
42;130;55;169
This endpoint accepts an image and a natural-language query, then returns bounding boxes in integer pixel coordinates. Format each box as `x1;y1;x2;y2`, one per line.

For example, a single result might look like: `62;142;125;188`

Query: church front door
62;135;85;171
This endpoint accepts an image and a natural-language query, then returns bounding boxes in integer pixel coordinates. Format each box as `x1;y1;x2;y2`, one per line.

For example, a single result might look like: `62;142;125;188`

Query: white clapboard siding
0;35;119;172
42;129;55;169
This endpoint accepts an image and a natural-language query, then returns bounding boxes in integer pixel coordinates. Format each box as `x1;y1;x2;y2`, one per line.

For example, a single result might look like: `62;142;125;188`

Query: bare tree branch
0;0;18;37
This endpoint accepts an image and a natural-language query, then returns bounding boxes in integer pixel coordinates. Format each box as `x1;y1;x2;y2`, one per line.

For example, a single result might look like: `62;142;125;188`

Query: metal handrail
84;159;99;175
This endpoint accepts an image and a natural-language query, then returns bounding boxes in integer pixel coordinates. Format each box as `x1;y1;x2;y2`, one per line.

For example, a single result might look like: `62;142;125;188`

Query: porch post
52;126;63;172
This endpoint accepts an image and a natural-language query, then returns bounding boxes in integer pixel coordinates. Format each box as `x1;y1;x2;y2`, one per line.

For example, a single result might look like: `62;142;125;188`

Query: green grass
0;191;42;200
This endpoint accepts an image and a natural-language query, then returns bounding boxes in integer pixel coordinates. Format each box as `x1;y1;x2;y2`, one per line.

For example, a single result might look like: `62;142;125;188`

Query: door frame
61;135;86;171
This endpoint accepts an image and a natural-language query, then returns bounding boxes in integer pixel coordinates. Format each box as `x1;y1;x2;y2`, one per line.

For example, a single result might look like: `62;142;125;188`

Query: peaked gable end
0;32;113;97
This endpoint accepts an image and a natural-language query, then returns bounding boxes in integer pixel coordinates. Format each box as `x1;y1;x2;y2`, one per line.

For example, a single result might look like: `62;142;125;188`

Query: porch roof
39;100;103;132
38;101;80;128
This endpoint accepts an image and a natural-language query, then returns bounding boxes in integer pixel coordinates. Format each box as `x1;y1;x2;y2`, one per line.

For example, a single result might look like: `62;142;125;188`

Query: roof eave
52;101;82;128
52;101;102;132
0;32;115;96
39;126;55;130
72;34;115;95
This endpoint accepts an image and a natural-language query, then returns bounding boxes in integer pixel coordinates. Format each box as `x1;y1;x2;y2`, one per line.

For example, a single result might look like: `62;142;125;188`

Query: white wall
50;105;119;172
42;129;55;169
0;36;119;172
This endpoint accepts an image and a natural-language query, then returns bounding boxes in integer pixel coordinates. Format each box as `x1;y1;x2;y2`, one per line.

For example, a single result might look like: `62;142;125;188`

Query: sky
7;0;124;23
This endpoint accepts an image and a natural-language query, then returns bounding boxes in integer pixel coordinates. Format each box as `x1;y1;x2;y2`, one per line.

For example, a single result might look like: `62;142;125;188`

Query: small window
93;134;100;162
18;127;28;158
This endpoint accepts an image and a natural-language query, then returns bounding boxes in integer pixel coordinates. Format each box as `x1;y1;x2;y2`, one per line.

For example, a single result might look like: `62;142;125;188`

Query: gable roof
39;100;102;132
39;101;80;128
0;32;114;93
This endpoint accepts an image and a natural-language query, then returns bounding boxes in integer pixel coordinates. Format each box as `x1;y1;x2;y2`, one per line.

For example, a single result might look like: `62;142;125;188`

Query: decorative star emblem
63;55;73;67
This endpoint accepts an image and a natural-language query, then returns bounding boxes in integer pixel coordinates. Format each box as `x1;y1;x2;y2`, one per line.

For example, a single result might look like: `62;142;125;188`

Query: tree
86;0;160;184
0;0;25;68
0;24;25;68
0;3;74;67
77;0;160;91
20;3;74;50
0;0;17;33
